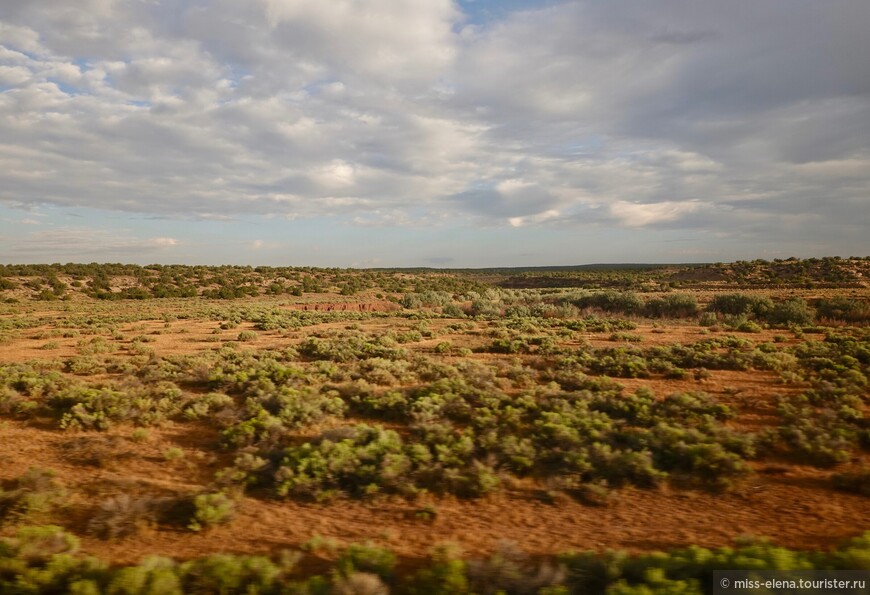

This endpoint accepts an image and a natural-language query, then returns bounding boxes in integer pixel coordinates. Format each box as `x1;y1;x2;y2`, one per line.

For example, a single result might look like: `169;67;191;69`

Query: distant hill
0;257;867;300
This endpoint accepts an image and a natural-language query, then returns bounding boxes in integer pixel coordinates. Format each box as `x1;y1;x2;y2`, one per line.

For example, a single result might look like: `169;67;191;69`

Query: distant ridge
369;263;701;273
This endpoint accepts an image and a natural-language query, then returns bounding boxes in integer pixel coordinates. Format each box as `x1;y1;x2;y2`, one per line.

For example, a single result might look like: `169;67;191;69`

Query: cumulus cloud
260;0;459;84
0;0;868;260
609;201;705;228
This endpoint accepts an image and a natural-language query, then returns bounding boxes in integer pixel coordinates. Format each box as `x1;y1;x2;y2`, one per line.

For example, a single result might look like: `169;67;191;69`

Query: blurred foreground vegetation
2;525;870;594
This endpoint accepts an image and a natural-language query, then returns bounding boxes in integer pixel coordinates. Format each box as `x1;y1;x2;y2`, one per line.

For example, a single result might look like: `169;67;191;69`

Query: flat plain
1;258;869;593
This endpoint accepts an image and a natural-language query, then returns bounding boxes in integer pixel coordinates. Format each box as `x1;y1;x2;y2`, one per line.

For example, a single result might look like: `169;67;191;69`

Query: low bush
273;424;499;500
572;291;644;315
188;492;235;532
765;298;814;326
467;541;566;595
644;294;699;318
1;526;869;593
332;572;389;595
0;468;67;525
816;297;870;323
88;494;163;539
609;332;643;343
709;293;773;317
298;335;408;362
237;330;258;342
179;554;288;594
725;316;763;333
408;544;469;594
698;312;718;326
774;399;865;466
336;543;397;580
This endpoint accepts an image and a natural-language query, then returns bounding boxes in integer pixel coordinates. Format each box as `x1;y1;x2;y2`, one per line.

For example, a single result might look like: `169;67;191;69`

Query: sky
0;0;868;267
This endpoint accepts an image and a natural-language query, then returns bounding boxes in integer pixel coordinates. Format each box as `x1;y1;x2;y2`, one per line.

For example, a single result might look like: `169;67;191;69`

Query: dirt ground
3;416;869;565
1;291;869;563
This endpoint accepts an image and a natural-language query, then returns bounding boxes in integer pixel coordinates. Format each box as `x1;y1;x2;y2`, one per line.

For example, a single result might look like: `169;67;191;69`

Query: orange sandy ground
1;297;869;563
3;416;870;566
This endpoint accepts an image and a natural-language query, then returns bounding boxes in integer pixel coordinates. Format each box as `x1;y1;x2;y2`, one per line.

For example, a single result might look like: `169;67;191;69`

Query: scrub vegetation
0;257;868;593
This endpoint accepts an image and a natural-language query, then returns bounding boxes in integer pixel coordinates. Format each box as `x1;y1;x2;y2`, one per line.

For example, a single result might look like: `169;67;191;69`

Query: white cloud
0;22;47;55
260;0;459;83
2;228;181;258
0;0;867;259
508;209;560;228
609;201;704;228
151;237;179;247
0;64;30;85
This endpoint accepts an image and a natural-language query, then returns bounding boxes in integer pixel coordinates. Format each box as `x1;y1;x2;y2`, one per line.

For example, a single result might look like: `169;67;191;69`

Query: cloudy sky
1;0;868;266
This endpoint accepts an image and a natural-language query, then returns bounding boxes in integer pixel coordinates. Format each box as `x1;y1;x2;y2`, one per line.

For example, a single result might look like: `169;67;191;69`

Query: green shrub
3;524;80;561
0;525;868;594
237;330;258;342
434;341;452;354
775;401;861;466
396;330;423;343
163;447;184;461
52;381;189;430
216;453;270;488
726;317;762;333
179;554;283;593
442;304;466;318
0;468;67;523
698;312;718;327
302;534;340;554
482;337;528;354
183;392;234;420
644;294;699;318
66;356;108;375
709;294;773;317
275;425;408;500
220;388;345;448
408;544;469;595
337;543;397;579
468;298;501;317
609;333;643;343
585;348;650;378
298;335;408;362
188;492;235;532
573;292;644;315
273;424;499;500
106;556;183;595
765;298;814;326
129;428;150;442
816;297;870;323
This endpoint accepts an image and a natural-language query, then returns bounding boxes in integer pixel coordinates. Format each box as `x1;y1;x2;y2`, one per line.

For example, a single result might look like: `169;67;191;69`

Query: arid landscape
3;0;869;590
1;258;868;592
